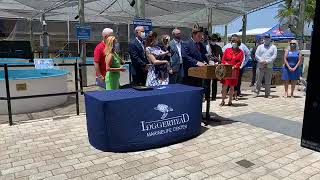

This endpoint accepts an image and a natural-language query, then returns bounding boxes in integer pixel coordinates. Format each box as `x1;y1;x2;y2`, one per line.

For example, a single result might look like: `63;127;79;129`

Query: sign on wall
34;59;54;69
16;83;27;91
133;18;152;36
76;25;91;40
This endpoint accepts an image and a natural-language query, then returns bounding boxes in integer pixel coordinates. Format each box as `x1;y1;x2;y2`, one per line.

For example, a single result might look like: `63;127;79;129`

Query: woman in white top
145;32;171;86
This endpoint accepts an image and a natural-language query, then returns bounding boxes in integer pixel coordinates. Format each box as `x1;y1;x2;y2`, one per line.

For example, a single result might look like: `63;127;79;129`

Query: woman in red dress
220;37;244;106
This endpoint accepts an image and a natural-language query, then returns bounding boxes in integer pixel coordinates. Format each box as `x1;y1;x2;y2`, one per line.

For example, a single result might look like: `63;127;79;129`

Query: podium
188;64;233;125
188;64;233;80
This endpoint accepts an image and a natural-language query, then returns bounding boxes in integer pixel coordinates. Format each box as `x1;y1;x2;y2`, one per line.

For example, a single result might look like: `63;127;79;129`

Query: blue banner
85;84;203;152
76;25;91;40
133;18;152;35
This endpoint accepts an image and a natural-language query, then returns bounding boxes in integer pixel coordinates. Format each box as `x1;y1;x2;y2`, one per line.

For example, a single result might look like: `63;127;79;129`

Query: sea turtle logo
215;65;226;80
154;104;173;119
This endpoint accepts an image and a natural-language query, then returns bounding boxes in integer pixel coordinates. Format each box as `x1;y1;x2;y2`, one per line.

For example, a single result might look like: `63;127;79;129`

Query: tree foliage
276;0;315;34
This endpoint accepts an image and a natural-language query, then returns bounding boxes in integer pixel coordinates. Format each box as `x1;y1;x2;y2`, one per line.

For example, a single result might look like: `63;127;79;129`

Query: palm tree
276;0;298;34
276;0;316;30
305;0;316;27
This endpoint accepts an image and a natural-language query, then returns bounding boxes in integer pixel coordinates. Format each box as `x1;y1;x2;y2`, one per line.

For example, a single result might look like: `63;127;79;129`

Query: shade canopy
0;0;282;27
228;28;271;37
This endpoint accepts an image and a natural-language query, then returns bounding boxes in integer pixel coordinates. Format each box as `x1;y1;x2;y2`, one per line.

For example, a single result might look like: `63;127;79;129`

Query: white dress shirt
136;37;144;50
255;44;278;69
205;42;212;56
173;39;183;64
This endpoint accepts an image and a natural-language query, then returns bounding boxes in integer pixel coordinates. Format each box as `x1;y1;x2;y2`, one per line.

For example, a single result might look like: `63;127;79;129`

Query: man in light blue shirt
169;28;184;84
254;34;278;98
223;34;250;98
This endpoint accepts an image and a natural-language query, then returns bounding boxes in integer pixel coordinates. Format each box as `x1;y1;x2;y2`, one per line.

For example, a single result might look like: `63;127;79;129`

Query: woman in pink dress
220;37;244;106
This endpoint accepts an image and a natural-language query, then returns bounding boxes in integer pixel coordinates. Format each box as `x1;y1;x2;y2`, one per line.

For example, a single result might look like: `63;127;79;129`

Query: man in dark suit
208;34;223;100
250;38;263;87
181;24;208;87
169;28;184;84
128;26;149;86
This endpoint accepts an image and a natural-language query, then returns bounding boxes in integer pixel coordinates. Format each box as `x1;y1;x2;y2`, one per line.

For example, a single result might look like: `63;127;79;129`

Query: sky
213;3;312;36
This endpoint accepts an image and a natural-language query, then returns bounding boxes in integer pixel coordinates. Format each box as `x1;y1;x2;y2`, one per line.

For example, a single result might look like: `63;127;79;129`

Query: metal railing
0;61;132;126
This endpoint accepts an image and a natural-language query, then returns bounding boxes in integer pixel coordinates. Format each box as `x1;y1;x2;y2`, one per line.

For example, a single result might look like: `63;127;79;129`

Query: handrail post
4;64;13;126
74;63;80;115
79;64;84;95
128;63;132;84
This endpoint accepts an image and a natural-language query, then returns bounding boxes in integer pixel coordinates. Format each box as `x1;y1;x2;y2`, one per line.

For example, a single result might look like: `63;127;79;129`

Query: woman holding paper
104;36;126;90
220;37;244;106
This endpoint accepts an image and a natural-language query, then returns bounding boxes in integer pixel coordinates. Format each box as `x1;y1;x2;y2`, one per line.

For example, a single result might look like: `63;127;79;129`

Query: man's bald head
102;28;114;39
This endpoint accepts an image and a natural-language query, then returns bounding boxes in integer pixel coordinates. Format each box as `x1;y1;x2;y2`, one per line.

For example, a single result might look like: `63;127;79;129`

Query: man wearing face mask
208;34;223;100
181;24;208;87
128;26;149;86
254;34;278;98
94;28;114;89
169;28;184;84
222;34;250;100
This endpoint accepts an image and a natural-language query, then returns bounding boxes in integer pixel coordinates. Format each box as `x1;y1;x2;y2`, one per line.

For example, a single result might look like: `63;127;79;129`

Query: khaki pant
255;67;272;96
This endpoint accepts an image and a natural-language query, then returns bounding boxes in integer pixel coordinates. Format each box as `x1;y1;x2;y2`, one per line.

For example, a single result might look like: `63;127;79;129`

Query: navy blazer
128;38;148;69
181;38;208;76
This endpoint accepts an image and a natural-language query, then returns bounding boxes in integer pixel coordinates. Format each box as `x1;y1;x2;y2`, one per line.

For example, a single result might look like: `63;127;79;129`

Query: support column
29;19;34;55
128;23;130;42
79;0;87;86
67;19;70;55
207;8;213;34
136;0;145;18
224;24;228;45
41;14;49;58
242;14;247;44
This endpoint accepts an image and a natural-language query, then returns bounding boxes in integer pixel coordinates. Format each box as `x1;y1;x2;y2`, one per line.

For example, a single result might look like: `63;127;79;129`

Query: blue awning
256;24;295;41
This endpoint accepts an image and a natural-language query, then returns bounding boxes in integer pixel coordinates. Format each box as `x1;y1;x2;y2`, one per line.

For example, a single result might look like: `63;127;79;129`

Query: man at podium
181;24;209;87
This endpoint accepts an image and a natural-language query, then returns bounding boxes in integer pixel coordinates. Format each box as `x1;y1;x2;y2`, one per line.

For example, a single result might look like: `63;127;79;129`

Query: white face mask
210;41;216;45
264;39;271;45
140;32;146;39
232;43;238;49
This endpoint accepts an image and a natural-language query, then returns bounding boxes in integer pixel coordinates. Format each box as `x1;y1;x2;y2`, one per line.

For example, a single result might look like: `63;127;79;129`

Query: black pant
211;79;218;100
132;68;147;86
183;77;209;101
202;79;211;98
235;68;244;96
251;61;257;85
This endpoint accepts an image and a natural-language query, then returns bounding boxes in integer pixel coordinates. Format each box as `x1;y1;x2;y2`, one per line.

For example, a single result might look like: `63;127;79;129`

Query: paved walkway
1;85;318;180
208;85;305;123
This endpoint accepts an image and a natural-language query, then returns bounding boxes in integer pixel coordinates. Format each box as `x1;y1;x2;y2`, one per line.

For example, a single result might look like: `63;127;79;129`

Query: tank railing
0;63;80;126
0;61;132;126
78;61;132;95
